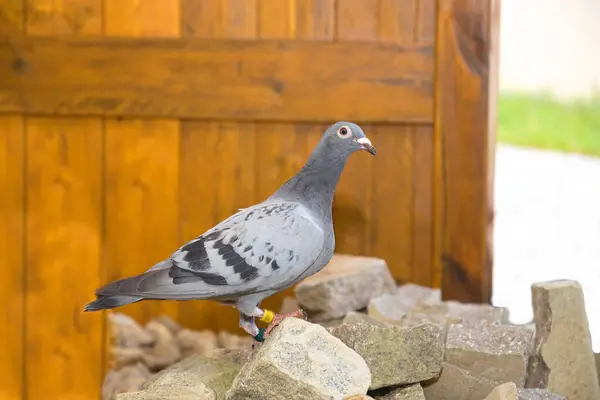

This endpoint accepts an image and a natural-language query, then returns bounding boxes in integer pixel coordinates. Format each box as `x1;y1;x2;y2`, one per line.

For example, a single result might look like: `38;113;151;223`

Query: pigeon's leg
238;313;260;337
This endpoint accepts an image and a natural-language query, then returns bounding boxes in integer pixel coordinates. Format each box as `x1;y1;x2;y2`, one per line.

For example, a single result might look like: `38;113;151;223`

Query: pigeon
84;121;376;342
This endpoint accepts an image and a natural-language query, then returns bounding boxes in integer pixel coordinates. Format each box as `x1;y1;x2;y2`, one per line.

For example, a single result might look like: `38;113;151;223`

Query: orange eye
337;125;352;138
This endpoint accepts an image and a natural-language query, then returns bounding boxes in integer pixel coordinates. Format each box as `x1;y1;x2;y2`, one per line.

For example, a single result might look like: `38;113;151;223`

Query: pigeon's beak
356;137;377;155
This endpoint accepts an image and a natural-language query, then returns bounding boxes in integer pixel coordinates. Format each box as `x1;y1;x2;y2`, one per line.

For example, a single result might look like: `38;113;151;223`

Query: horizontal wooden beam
0;37;434;123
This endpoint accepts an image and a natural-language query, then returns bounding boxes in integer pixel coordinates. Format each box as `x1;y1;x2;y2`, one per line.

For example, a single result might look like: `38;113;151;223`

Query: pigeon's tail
84;295;143;311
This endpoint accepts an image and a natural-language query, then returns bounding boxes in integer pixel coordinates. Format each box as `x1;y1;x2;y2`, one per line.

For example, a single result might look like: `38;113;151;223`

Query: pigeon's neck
271;147;347;222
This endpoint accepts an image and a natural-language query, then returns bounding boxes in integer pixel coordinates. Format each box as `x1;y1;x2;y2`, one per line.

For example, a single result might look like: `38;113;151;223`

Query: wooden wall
0;0;499;399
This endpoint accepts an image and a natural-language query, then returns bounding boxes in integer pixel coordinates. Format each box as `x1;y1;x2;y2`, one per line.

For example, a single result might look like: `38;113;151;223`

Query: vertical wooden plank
295;0;334;39
104;119;180;323
412;127;434;286
417;0;436;42
104;0;179;37
0;0;24;36
378;0;418;44
333;0;378;257
22;1;105;399
178;0;257;333
0;116;24;400
257;0;295;38
369;126;414;282
103;0;181;326
25;0;102;36
183;0;256;38
435;0;498;302
335;0;378;41
25;117;103;400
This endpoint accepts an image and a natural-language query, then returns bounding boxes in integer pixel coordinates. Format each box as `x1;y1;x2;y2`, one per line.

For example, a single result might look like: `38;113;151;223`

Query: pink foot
264;309;307;337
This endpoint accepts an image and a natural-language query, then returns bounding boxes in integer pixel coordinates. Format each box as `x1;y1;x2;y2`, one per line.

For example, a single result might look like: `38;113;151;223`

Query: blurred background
0;0;599;399
492;0;600;350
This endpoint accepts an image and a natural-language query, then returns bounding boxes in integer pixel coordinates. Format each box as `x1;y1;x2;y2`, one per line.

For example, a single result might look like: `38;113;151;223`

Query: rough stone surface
484;382;518;400
109;313;156;348
103;363;152;400
526;280;600;400
423;363;501;400
120;355;241;400
445;322;534;386
374;384;426;399
367;284;440;324
294;254;396;321
343;312;389;327
227;318;371;400
517;389;566;400
409;301;510;326
344;396;375;400
177;329;218;357
328;321;443;389
595;352;600;385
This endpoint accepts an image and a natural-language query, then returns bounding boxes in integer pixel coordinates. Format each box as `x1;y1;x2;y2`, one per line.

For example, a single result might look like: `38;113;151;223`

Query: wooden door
0;0;499;398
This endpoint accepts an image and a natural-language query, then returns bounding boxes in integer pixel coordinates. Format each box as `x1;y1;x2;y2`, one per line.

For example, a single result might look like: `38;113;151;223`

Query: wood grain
412;126;434;286
0;116;24;400
369;126;415;282
435;0;498;302
25;0;102;36
25;117;104;400
102;0;182;326
104;119;181;324
0;37;434;123
0;0;24;36
104;0;180;37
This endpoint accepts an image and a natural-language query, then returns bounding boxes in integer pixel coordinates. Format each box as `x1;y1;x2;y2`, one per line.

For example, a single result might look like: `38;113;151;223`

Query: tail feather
84;295;143;312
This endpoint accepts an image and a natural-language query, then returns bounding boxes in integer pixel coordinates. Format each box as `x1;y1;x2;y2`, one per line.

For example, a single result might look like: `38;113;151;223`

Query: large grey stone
109;313;155;348
226;318;370;400
526;280;600;400
374;384;426;399
517;388;566;400
294;254;396;322
423;363;501;400
118;355;241;400
484;382;518;400
445;322;534;386
328;321;443;390
367;284;440;324
408;301;509;326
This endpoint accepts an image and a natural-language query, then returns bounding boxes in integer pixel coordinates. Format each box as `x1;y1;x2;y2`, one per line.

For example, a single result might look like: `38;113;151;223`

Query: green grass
497;92;600;157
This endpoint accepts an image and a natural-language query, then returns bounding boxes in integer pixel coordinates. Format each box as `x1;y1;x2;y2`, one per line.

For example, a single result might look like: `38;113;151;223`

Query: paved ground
492;145;600;351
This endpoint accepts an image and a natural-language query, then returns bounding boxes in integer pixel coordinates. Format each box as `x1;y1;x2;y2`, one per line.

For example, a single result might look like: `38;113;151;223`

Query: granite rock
423;363;501;400
484;382;518;400
526;280;600;400
368;284;440;324
328;321;443;389
109;313;155;348
445;322;534;386
517;388;566;400
226;318;370;400
295;254;396;322
374;384;426;400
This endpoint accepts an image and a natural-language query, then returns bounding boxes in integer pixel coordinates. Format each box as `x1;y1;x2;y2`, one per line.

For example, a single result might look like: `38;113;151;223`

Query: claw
264;309;306;337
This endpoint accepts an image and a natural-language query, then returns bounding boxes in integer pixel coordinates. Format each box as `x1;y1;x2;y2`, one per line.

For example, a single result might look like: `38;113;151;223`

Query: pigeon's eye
337;126;352;139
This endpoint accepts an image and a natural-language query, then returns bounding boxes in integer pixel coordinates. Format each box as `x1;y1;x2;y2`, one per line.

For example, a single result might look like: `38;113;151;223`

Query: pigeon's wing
95;201;325;300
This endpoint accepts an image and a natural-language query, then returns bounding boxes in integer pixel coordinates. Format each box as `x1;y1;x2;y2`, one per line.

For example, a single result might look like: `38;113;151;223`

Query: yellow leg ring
261;309;275;324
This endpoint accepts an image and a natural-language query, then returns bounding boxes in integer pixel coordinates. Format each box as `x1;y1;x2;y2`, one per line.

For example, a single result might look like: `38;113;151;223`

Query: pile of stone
106;254;600;400
103;313;253;399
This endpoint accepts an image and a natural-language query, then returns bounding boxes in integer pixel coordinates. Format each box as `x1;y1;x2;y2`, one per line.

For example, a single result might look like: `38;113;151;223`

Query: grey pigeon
85;121;376;342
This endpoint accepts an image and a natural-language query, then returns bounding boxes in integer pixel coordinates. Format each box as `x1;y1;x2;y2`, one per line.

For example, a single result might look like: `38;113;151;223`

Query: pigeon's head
323;121;376;156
